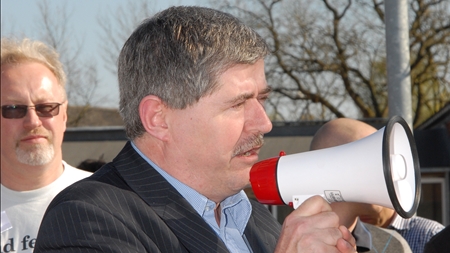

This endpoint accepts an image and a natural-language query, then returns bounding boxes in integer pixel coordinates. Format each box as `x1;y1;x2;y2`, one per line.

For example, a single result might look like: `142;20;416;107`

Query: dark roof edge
63;118;389;141
416;102;450;130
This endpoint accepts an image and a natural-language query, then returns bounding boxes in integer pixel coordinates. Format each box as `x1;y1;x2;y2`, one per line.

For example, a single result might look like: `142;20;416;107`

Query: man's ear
61;101;68;131
139;95;169;141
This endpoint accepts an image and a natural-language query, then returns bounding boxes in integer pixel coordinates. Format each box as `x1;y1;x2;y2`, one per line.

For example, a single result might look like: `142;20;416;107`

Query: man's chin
229;171;252;190
16;144;54;166
242;181;252;190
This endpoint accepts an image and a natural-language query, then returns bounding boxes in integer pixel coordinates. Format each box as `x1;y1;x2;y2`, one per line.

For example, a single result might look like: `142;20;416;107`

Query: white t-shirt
1;161;92;253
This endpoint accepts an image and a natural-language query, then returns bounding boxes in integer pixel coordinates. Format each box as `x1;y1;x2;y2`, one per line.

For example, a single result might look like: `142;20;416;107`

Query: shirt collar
389;213;412;230
130;141;252;234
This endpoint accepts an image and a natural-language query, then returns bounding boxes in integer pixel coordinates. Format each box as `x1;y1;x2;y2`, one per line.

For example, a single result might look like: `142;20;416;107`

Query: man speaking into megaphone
34;7;358;253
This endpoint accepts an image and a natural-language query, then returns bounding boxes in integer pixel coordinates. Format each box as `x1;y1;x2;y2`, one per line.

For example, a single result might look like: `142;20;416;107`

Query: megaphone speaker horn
250;116;421;218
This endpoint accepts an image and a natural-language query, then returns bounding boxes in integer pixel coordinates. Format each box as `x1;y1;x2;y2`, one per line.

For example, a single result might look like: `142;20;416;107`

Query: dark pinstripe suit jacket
35;142;281;253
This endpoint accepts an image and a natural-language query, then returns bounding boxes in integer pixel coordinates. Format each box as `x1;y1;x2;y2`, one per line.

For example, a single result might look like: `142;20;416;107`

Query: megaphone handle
291;194;326;209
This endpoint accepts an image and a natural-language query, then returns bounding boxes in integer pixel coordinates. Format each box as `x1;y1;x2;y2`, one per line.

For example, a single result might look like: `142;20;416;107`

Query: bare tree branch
35;0;103;126
215;0;449;126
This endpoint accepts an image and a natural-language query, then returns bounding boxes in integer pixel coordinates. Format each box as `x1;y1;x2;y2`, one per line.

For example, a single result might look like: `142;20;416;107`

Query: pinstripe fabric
35;142;281;253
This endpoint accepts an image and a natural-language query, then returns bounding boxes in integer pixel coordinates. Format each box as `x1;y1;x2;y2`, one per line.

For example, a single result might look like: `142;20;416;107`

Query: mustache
20;128;49;140
232;133;264;157
25;128;47;135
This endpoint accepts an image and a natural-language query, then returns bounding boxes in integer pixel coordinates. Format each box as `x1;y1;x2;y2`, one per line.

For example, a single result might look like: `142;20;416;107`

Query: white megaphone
250;116;421;218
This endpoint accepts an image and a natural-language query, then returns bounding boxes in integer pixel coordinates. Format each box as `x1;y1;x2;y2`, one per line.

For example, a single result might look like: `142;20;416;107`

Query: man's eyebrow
259;86;272;96
225;86;272;105
225;92;254;105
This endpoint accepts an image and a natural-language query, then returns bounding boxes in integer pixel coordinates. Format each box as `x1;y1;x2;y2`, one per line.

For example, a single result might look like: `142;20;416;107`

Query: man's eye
37;105;53;111
232;101;245;108
258;96;269;104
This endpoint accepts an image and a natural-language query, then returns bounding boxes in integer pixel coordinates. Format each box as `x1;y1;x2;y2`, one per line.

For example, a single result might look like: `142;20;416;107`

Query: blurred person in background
77;157;106;173
310;118;444;253
310;118;412;252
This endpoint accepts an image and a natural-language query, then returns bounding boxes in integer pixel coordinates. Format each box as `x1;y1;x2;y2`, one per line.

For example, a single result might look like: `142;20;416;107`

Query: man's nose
246;99;272;134
23;108;43;130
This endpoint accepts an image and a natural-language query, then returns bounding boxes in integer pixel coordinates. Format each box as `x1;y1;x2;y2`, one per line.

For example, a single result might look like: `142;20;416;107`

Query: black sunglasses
1;103;63;119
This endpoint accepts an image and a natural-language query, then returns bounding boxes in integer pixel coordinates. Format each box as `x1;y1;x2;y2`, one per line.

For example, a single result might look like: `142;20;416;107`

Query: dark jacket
35;142;281;253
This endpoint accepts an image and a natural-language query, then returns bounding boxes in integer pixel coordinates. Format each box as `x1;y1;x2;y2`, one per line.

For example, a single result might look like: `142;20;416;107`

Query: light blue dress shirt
131;142;253;253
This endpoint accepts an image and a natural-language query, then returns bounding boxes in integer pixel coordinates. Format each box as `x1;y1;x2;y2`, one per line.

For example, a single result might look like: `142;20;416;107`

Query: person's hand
274;195;357;253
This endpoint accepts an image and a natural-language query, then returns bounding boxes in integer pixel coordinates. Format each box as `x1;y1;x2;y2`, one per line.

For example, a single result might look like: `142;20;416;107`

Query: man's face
358;204;396;227
166;59;272;201
1;62;67;170
331;201;382;217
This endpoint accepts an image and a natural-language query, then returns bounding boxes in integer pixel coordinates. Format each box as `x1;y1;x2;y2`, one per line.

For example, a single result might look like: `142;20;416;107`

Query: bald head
309;118;382;230
310;118;377;150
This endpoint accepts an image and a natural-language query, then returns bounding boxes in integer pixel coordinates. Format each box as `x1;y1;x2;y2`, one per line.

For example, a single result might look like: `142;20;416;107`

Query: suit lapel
112;142;229;253
244;200;281;253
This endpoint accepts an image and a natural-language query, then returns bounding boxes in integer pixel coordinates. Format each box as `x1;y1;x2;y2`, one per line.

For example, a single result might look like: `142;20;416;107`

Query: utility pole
384;0;413;128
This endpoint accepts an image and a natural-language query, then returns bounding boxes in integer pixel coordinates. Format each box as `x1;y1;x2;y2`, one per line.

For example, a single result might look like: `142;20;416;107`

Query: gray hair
1;37;67;99
118;6;270;139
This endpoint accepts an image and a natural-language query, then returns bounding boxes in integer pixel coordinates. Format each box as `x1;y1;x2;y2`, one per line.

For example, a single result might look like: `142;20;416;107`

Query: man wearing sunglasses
1;38;92;253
